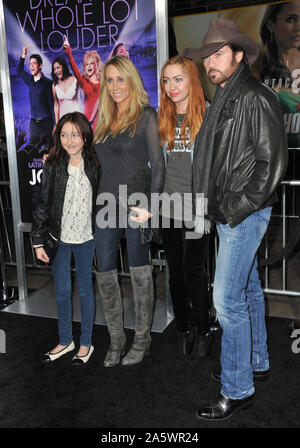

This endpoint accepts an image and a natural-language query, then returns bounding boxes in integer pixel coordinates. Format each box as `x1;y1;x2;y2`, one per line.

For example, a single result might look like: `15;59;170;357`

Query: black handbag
43;231;59;264
140;224;163;246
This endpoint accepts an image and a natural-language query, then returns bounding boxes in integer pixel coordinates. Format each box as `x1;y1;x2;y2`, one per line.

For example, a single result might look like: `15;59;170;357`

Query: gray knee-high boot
121;264;154;366
95;269;126;367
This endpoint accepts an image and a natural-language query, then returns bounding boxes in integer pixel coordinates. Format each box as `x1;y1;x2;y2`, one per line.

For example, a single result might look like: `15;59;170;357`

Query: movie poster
3;0;158;223
173;0;300;152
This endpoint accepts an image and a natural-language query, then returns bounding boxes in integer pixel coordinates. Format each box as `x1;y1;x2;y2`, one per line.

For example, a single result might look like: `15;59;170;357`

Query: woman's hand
63;35;70;51
35;247;50;263
129;206;152;224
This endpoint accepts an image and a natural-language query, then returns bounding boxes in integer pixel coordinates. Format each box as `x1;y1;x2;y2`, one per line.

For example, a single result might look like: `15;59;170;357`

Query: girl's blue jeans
52;238;95;346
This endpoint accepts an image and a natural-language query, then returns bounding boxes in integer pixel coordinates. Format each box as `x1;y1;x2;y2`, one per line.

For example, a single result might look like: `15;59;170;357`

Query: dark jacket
193;72;288;228
17;57;54;123
31;152;99;246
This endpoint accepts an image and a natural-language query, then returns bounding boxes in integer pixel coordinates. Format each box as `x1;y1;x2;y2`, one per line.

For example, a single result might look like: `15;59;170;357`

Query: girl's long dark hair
51;57;73;84
112;42;125;56
48;112;98;166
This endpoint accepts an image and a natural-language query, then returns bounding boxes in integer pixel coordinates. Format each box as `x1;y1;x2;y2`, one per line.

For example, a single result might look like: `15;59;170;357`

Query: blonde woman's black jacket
31;151;100;246
193;75;288;228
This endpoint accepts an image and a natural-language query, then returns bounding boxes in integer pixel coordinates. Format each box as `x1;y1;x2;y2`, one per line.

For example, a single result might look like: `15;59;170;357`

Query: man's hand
22;46;29;59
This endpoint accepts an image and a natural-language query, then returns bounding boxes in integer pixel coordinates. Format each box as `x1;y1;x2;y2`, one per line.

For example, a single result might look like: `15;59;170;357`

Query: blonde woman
94;56;165;367
63;36;102;129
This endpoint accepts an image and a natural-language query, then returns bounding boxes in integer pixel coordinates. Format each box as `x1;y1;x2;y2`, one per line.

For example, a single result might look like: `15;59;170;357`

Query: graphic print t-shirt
162;114;193;221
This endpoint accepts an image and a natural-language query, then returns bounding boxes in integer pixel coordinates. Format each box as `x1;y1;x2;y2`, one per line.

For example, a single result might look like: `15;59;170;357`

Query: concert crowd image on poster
3;0;158;223
174;0;300;152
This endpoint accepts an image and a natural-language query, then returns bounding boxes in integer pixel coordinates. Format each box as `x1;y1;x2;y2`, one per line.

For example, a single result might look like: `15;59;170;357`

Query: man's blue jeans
213;207;272;400
52;239;95;346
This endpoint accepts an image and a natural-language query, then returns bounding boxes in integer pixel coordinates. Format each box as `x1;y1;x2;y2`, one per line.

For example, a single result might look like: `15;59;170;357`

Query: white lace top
60;160;93;244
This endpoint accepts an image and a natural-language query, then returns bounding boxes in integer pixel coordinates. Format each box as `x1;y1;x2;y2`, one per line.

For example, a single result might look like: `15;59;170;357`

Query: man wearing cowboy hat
184;18;288;421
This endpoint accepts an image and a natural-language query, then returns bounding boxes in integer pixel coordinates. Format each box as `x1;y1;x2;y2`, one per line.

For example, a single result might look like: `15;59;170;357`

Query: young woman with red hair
158;56;212;359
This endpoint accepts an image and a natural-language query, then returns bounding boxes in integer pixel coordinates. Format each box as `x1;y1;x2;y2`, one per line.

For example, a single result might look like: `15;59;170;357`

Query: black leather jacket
31;152;99;245
193;73;288;228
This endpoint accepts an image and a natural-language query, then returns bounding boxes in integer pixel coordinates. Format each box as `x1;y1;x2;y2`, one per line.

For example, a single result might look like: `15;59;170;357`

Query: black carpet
0;310;299;434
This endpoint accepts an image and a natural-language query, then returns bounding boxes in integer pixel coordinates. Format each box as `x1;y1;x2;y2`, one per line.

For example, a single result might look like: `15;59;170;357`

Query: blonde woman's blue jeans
213;207;271;400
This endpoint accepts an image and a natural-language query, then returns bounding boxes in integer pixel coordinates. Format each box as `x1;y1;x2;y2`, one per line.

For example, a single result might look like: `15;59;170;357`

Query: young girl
158;56;212;358
31;112;99;365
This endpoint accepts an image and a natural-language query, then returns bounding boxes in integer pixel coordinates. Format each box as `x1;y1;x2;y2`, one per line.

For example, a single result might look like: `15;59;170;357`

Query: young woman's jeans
213;206;272;400
94;216;150;272
52;238;95;347
161;218;211;334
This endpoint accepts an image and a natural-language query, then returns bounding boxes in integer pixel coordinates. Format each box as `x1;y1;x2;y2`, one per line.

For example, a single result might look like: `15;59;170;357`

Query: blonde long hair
94;56;149;143
158;56;205;149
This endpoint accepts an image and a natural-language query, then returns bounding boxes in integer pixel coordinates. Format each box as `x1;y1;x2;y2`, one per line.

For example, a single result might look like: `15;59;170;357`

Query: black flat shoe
196;392;255;421
211;368;270;383
72;345;94;366
42;341;75;363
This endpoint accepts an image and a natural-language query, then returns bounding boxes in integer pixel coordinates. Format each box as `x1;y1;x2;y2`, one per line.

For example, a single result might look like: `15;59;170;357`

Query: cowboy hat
183;18;259;65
